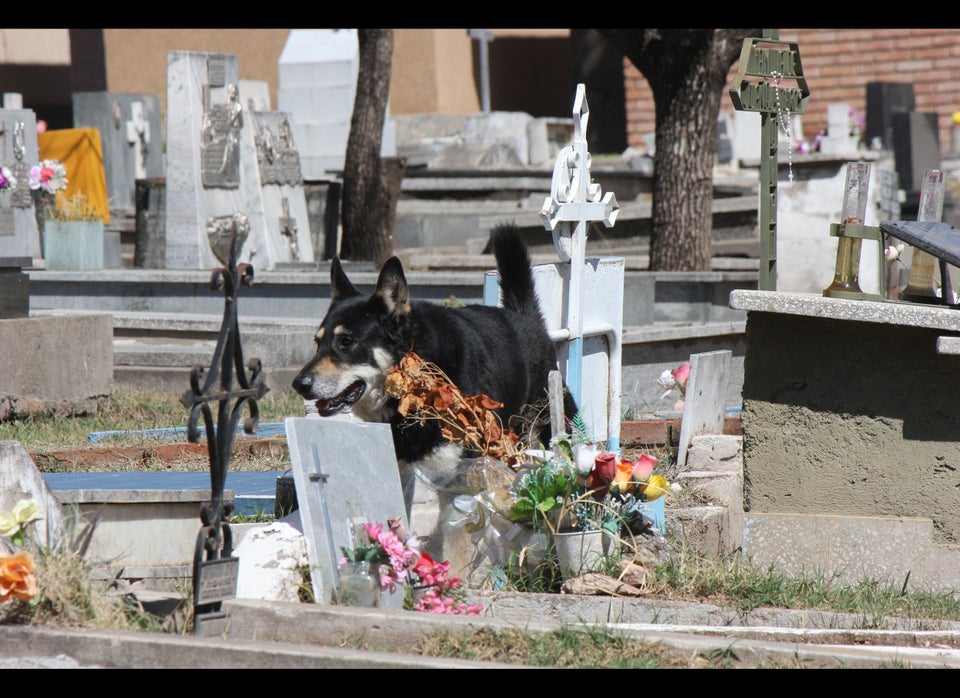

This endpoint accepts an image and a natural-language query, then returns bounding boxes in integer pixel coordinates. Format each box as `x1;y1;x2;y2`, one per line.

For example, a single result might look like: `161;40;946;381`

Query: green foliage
508;463;573;531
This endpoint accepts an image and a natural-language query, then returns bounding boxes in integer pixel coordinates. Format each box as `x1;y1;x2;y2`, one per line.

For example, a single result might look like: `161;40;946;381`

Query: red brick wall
624;29;960;155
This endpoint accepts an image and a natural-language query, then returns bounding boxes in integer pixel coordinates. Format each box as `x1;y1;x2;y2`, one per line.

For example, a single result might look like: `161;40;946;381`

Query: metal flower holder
179;213;269;635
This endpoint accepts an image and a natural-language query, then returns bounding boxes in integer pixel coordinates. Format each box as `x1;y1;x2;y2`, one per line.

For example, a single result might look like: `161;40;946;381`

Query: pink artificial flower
672;363;690;393
632;452;657;482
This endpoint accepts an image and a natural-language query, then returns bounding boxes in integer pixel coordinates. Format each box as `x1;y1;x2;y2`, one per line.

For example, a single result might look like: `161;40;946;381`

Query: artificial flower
609;458;635;494
885;242;906;262
632;452;657;482
641;474;671;502
0;550;37;603
0;498;42;546
589;451;618;499
572;442;599;476
28;159;67;194
0;165;16;193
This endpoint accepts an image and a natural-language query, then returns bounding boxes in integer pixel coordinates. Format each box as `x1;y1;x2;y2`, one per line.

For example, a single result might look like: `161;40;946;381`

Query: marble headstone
71;92;165;217
285;416;409;610
250;110;315;265
164;51;273;270
0;110;41;264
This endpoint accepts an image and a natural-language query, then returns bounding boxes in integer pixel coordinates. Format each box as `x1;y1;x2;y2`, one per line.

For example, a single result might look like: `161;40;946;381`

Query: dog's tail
492;223;542;320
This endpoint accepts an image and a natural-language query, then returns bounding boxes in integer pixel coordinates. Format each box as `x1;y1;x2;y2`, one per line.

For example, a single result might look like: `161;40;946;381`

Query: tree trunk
339;28;402;267
599;28;759;271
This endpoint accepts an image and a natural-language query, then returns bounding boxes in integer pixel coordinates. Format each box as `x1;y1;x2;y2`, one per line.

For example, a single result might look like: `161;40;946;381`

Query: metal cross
539;83;619;409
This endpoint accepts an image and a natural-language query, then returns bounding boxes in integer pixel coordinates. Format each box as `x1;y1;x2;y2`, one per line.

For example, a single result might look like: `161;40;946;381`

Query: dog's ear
374;257;411;317
330;257;360;300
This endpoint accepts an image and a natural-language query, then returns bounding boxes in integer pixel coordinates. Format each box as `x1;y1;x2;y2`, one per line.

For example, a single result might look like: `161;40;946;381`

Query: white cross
125;101;150;180
539;83;619;412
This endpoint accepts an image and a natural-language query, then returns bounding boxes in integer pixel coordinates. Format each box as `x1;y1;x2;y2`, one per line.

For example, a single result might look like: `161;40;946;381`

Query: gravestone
164;51;273;270
285;416;409;609
249;110;315;266
277;29;396;180
675;349;732;469
71;92;165;217
0;441;67;553
238;80;271;112
0;109;42;264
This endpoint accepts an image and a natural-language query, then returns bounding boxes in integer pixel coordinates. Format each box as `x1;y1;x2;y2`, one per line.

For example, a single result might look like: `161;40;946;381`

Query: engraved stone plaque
254;116;303;187
8;159;31;209
207;57;226;88
201;84;242;189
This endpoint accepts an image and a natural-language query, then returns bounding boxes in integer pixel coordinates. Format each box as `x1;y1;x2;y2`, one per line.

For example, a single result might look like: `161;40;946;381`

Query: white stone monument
249;109;315;266
164;51;273;270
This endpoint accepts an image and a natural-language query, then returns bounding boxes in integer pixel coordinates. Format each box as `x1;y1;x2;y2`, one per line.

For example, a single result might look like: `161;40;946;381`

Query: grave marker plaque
285;417;409;609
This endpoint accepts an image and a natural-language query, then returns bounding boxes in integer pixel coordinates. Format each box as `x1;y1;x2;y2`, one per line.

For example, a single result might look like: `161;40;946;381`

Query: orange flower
609;458;635;494
0;550;38;603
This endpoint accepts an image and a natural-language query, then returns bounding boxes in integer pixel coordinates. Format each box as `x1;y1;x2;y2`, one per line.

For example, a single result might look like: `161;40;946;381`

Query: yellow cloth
37;128;110;224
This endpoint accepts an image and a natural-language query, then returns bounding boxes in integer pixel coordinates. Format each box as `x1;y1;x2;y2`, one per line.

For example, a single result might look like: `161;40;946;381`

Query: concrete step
742;512;960;593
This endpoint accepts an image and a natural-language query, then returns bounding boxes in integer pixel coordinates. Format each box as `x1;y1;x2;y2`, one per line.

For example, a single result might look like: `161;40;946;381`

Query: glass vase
337;561;381;608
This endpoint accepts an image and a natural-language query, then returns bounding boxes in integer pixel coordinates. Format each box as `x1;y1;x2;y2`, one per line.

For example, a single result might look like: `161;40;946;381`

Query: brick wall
624;29;960;156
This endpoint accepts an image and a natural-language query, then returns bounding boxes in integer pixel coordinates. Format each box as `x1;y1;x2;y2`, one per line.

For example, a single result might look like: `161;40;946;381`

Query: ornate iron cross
179;215;269;634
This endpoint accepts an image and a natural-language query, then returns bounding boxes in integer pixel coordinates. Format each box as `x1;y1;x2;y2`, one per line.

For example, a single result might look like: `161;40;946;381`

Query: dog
292;222;577;465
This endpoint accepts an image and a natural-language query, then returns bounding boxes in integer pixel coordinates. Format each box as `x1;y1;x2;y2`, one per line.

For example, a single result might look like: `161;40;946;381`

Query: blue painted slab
43;470;284;496
87;422;288;444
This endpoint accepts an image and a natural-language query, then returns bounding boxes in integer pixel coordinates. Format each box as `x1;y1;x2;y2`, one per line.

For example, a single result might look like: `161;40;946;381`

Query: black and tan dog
292;223;577;464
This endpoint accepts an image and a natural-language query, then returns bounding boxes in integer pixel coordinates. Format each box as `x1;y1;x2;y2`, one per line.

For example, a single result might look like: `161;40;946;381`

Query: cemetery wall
625;29;960;157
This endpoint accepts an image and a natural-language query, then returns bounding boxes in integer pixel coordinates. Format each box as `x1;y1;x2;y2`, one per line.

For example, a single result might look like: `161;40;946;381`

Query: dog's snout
292;372;313;396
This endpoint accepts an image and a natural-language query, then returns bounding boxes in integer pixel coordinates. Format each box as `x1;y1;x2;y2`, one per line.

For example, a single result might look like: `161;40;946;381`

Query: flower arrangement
0;165;16;194
657;361;690;411
0;499;41;606
339;518;483;616
28;159;67;195
509;414;670;541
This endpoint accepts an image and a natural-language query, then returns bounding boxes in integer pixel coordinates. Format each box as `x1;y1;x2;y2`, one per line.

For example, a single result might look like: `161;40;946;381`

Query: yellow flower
0;550;37;603
0;499;41;538
641;474;671;502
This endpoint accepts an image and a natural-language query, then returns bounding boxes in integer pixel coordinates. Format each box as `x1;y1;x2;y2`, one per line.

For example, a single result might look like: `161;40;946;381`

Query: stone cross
125;100;150;180
539;83;619;410
278;196;300;261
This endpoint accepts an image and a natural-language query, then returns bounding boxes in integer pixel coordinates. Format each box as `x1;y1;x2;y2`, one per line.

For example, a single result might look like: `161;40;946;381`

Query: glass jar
337;561;381;608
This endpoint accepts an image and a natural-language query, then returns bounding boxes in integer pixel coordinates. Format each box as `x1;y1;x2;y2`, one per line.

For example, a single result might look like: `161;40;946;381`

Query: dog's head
292;256;411;423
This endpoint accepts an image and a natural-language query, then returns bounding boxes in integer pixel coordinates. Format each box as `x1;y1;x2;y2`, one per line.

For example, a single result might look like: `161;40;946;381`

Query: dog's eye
335;334;355;350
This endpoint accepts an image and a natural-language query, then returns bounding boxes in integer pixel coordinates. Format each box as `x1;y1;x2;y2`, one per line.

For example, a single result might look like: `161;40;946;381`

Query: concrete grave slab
285;416;409;609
